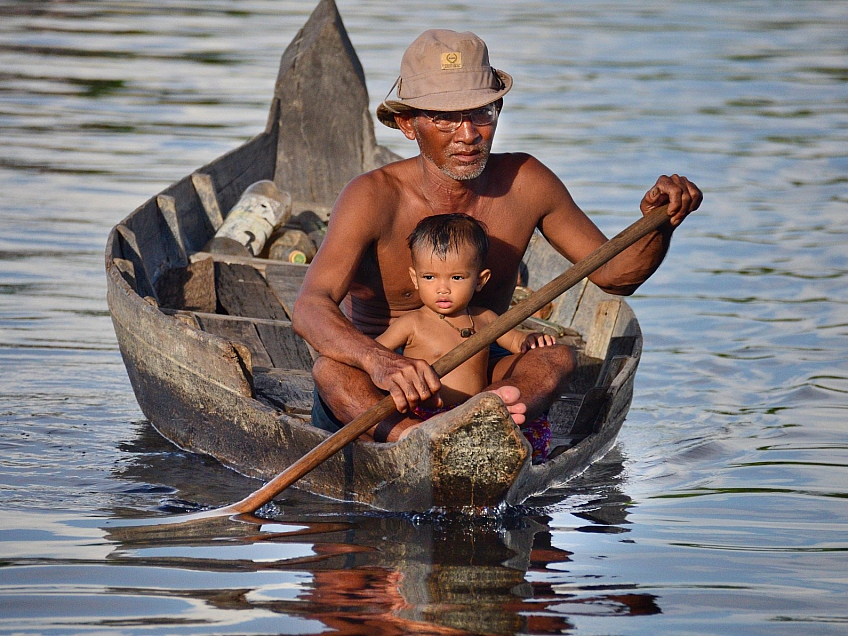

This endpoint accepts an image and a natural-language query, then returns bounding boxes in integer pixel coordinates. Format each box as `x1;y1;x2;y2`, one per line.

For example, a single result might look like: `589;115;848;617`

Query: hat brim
377;69;512;129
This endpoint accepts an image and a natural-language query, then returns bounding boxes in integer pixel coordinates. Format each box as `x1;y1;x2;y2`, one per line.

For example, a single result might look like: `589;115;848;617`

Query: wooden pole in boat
214;205;671;517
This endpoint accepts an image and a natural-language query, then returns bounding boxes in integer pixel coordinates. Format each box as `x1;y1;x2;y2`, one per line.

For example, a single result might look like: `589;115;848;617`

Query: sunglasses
418;104;499;132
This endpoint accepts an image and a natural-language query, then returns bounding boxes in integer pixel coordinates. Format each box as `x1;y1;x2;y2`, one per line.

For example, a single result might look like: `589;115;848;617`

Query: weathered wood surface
253;368;314;416
270;0;399;211
192;233;314;356
190;172;224;231
154;258;216;313
262;263;306;318
505;300;641;502
115;224;157;301
105;0;642;510
254;321;313;369
190;251;309;317
161;310;313;372
117;129;277;294
193;313;275;369
214;262;288;321
157;194;188;266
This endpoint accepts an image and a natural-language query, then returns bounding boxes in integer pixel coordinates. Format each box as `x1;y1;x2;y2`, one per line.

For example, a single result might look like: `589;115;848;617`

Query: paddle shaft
223;204;671;515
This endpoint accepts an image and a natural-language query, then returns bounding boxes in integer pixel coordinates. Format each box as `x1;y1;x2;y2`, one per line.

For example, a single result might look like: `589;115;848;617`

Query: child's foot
486;385;527;425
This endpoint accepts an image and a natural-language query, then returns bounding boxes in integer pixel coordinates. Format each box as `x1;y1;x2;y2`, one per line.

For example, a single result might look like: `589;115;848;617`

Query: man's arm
526;157;701;295
292;175;382;368
291;175;440;413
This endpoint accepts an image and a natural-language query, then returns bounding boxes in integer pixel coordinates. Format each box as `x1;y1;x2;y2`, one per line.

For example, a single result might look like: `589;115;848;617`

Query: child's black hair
407;213;489;268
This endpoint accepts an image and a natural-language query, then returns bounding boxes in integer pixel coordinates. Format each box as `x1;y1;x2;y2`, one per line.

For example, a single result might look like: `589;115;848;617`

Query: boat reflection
102;423;660;634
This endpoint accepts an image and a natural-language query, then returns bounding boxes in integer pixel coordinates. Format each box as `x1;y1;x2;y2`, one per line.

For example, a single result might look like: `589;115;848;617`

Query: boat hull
105;0;641;512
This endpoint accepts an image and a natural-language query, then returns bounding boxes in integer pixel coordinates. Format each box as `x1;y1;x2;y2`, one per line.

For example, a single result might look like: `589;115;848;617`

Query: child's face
409;243;491;316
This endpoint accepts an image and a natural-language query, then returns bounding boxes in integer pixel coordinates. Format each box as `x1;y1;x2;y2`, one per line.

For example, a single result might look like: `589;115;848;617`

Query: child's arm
479;309;556;353
374;313;444;412
515;331;556;352
375;315;414;352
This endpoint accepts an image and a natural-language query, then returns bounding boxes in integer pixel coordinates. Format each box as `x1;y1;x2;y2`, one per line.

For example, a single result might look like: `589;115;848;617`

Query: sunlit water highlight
1;1;846;633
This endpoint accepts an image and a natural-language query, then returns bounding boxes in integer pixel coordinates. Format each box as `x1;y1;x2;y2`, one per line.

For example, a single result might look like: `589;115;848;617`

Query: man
292;29;702;443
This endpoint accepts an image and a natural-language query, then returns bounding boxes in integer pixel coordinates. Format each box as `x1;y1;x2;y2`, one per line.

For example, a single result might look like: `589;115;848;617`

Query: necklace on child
440;309;476;338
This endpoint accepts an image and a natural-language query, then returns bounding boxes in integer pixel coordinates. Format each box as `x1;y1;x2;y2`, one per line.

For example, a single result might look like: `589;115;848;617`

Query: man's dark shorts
311;389;345;433
488;343;512;364
309;344;515;433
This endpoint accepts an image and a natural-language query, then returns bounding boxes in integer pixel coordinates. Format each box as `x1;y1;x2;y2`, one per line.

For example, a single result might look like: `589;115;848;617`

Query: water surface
1;1;847;633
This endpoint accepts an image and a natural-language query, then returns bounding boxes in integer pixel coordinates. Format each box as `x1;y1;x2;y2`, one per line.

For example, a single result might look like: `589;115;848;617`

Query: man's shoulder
341;157;415;199
333;158;415;221
485;153;566;209
361;155;416;180
489;151;554;175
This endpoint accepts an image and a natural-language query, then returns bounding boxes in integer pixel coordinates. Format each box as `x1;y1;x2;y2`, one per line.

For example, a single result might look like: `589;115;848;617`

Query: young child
375;213;556;461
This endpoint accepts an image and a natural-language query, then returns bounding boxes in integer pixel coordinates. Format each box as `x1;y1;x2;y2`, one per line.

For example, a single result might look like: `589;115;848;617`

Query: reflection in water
104;509;659;634
3;0;847;632
99;421;657;634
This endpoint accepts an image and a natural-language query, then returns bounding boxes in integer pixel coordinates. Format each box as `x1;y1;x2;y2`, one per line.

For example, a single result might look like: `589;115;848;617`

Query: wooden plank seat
214;262;289;321
161;309;313;372
154;254;314;373
252;367;314;418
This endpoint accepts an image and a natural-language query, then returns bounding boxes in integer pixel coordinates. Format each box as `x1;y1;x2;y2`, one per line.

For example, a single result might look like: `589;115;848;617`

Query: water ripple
1;0;847;633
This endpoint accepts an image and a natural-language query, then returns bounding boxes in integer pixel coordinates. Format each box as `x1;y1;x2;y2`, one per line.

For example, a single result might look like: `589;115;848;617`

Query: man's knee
494;343;575;385
311;355;380;415
529;343;576;390
311;355;332;387
311;355;354;394
549;343;576;373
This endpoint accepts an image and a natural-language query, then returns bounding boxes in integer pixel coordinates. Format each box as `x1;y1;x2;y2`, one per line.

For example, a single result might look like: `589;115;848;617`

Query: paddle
200;203;673;518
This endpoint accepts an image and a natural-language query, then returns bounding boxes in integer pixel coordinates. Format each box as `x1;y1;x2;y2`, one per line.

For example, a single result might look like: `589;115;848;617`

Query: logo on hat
441;52;462;70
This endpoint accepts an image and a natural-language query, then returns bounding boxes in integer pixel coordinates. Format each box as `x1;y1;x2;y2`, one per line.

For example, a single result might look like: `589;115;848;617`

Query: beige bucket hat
377;29;513;129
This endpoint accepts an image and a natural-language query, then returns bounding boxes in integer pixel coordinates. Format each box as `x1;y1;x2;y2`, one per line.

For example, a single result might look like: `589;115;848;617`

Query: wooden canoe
105;0;642;512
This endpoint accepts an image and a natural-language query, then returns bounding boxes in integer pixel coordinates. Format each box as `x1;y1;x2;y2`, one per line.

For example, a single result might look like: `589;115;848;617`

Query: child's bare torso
394;306;494;407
